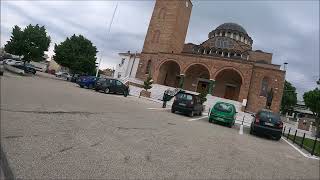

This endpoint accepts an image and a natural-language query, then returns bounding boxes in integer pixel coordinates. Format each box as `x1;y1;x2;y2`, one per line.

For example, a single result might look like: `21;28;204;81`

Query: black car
171;91;203;117
250;109;283;140
12;64;36;74
94;78;129;97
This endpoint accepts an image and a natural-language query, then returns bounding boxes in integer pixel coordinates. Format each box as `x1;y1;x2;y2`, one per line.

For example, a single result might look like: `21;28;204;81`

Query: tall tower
142;0;192;54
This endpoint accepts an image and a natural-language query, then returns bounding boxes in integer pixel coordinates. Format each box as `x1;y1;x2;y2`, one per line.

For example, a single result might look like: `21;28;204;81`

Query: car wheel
80;85;84;88
189;111;194;117
275;136;281;141
199;111;202;116
0;72;3;76
123;90;128;97
88;84;93;89
104;88;110;94
171;108;175;113
250;127;254;135
228;123;232;128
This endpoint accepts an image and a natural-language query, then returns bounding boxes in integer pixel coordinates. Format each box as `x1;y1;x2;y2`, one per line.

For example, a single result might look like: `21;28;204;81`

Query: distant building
47;58;62;72
286;101;316;131
114;51;140;79
101;68;115;77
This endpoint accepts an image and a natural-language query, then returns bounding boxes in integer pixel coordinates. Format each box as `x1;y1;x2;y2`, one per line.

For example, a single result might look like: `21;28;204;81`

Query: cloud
1;0;319;98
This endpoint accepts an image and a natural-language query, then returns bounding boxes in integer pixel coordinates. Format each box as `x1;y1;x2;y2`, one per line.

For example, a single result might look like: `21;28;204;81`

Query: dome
216;23;247;34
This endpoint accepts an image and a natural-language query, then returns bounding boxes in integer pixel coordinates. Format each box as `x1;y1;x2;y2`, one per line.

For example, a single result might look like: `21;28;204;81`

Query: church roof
216;22;247;35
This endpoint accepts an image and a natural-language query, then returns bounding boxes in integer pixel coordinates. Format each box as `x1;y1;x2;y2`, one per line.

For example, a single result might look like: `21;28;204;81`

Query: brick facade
135;0;286;113
142;0;192;54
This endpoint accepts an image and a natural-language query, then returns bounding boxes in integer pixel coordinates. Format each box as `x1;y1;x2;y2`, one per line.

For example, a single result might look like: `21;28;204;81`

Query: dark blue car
77;76;97;89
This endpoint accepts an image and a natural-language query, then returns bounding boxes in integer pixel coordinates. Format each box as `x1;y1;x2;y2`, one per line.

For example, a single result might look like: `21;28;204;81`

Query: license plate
216;117;224;121
179;103;186;106
265;122;274;126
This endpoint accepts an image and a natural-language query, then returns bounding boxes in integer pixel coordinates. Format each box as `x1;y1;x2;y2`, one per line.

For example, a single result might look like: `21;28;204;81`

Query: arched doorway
183;64;210;93
213;68;243;101
157;60;181;87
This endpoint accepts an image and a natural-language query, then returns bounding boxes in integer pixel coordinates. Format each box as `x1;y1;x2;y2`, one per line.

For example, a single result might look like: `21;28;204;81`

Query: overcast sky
1;0;319;99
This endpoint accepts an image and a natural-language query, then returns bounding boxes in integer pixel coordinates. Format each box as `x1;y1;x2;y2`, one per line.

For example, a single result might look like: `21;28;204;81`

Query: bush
199;91;208;104
143;74;153;91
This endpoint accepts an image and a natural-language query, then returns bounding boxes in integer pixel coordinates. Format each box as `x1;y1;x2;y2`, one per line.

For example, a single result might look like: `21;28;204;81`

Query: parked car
0;60;4;76
55;72;72;81
71;74;81;83
12;64;36;74
250;109;283;140
4;59;23;65
77;76;97;89
208;102;237;128
171;91;203;117
94;78;129;97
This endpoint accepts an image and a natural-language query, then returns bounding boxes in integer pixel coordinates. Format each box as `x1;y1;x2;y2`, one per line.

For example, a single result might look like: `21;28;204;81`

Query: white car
0;60;4;76
4;59;23;65
55;72;72;80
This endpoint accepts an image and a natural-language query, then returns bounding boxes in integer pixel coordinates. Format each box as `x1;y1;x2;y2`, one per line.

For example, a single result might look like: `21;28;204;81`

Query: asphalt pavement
0;72;319;179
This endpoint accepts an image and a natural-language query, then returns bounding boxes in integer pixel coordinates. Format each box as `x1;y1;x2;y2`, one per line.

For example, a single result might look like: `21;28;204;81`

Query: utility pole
96;3;118;77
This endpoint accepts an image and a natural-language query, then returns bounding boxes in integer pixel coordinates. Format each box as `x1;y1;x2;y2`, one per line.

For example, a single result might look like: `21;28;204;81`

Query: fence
283;126;319;156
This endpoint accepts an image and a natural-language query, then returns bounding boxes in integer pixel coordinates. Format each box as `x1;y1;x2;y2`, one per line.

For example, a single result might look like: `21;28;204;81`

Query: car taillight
255;117;260;124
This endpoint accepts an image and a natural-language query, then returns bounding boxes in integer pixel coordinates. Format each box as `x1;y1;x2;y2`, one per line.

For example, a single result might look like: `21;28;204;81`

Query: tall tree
53;34;97;75
303;88;320;137
4;24;51;62
280;81;297;114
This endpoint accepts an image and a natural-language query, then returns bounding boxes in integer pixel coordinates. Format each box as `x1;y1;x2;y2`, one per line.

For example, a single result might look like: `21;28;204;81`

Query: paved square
1;73;319;179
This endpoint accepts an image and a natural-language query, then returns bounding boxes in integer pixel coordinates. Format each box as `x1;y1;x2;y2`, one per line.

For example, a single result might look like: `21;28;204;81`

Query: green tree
281;81;297;114
199;91;208;104
4;24;51;62
143;74;153;91
303;88;320;137
53;34;97;75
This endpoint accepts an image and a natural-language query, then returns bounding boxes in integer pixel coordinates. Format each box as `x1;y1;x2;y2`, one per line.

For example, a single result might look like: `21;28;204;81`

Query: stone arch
183;63;211;93
213;67;244;101
157;60;181;87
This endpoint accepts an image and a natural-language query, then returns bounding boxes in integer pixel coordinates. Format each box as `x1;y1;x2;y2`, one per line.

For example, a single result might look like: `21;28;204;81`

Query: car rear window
214;103;233;113
97;78;106;83
259;111;280;122
176;93;193;101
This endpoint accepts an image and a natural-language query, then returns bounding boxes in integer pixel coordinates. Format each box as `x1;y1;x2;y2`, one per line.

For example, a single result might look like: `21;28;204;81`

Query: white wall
114;53;140;79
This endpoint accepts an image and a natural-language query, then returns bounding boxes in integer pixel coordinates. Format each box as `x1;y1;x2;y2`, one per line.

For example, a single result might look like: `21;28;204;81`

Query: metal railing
283;126;319;156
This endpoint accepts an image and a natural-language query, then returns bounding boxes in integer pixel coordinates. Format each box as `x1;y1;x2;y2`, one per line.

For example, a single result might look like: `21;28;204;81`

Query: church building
130;0;285;113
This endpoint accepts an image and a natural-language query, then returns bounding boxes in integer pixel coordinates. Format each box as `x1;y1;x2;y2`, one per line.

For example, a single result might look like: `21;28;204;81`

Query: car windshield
176;93;193;101
214;103;233;113
259;111;280;122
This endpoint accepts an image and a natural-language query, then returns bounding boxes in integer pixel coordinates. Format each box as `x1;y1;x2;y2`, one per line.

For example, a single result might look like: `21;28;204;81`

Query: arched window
145;60;151;74
158;8;166;19
152;30;160;43
260;77;269;97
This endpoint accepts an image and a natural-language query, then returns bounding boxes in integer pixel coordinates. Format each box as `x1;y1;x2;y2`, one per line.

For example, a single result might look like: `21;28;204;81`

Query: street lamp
283;62;288;71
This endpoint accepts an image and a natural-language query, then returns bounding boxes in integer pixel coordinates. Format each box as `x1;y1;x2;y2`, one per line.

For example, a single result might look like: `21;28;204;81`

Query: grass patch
286;134;320;156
